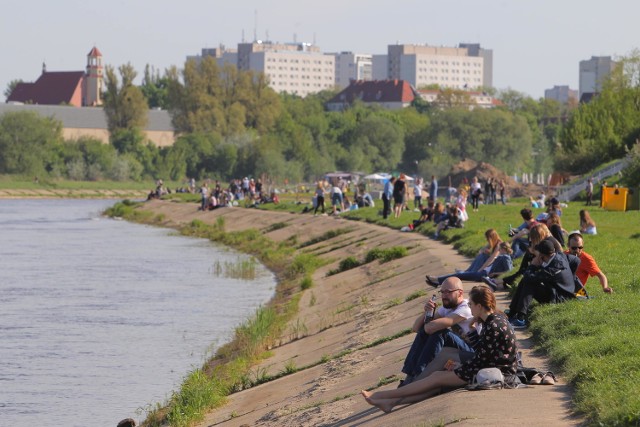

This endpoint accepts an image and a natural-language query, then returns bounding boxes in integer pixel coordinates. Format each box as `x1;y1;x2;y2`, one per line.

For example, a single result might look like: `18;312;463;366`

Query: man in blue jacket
382;177;394;219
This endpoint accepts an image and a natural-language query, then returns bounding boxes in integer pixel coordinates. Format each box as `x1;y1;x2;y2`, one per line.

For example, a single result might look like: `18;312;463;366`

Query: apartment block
579;56;618;101
371;55;388;80
544;85;578;104
331;52;372;89
385;43;489;90
187;46;238;68
237;41;335;97
458;43;493;88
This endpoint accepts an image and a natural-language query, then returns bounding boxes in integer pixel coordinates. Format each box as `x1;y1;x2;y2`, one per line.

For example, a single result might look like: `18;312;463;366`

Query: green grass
297;227;355;249
327;256;361;276
365;246;409;263
342;199;640;426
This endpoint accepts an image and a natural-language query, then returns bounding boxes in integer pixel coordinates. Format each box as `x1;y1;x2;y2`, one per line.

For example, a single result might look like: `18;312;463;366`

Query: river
0;199;276;427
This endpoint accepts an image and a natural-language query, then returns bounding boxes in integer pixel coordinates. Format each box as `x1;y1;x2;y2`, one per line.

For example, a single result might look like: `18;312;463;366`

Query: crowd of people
144;172;612;415
194;177;282;211
360;177;611;413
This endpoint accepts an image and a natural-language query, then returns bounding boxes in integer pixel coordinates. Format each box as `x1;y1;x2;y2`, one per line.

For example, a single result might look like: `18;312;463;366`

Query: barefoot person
361;285;518;413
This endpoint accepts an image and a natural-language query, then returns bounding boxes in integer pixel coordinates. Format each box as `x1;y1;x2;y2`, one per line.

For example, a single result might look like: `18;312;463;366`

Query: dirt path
140;200;584;427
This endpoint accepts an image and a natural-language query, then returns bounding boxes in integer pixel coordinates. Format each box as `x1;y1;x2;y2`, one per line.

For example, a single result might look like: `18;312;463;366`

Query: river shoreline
0;189;148;199
135;199;582;427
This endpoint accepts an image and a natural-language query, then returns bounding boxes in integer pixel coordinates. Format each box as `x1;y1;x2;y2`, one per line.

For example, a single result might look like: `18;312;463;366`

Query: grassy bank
335;200;640;426
114;196;640;426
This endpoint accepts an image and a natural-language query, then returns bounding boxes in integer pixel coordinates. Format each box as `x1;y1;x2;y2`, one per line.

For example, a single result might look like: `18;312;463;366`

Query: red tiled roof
7;71;85;106
328;80;415;105
87;46;102;57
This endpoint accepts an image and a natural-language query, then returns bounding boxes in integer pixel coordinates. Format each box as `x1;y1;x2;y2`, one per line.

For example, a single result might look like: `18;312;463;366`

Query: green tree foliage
351;115;405;171
167;58;225;134
140;64;170;109
103;63;149;133
166;58;281;136
110;128;159;180
422;108;532;176
4;79;23;100
0;111;63;176
559;51;640;173
621;140;640;187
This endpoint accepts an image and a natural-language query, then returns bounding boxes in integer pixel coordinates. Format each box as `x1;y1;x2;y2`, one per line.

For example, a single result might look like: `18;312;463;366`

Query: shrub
300;275;313;290
365;246;408;263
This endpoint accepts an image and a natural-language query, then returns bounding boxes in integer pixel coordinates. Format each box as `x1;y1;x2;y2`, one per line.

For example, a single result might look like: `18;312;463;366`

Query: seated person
399;278;475;387
489;223;561;290
579;209;597;235
207;195;219;210
362;192;375;207
509;208;539;259
421;199;436;221
434;206;463;238
409;201;436;230
546;197;562;216
546;212;567;247
363;285;518;412
432;202;446;224
565;233;612;293
427;242;513;289
464;228;504;273
508;239;576;328
529;196;542;209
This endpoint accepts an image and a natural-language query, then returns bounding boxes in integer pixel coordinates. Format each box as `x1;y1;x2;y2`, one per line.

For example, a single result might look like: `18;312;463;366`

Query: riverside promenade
139;200;583;427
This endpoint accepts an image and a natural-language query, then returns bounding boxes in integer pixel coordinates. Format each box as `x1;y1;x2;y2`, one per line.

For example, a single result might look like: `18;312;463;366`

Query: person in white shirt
399;278;476;387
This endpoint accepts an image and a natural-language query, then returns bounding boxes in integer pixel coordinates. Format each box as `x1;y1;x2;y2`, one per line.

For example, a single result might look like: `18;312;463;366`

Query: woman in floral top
362;285;518;413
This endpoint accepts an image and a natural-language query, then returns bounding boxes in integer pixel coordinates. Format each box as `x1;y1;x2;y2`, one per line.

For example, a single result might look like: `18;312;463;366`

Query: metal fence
554;156;632;202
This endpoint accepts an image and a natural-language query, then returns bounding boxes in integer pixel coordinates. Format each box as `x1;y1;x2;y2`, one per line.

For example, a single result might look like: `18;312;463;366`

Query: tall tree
167;57;226;134
103;63;149;134
166;58;281;136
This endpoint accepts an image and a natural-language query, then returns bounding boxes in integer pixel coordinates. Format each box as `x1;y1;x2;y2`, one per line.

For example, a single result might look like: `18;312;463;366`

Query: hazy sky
2;0;639;99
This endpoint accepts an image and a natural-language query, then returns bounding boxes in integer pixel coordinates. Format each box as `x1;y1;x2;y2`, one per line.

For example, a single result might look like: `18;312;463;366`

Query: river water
0;199;276;427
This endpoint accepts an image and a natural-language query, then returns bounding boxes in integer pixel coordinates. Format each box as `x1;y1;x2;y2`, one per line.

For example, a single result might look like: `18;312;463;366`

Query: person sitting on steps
362;285;518;413
398;278;475;387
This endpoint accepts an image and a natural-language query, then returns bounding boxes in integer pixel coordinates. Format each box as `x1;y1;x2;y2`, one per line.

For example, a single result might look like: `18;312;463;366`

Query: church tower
84;46;103;106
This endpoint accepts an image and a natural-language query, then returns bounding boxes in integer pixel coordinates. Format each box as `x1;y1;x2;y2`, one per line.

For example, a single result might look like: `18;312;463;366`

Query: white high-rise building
458;43;493;88
385;44;489;90
579;56;618;100
331;52;372;89
237;41;335;97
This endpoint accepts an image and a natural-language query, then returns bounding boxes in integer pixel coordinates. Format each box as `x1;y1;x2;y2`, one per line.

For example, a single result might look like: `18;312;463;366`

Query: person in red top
566;232;612;294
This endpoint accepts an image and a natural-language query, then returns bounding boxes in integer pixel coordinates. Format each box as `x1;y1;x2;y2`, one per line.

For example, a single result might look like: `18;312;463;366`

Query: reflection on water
0;199;275;427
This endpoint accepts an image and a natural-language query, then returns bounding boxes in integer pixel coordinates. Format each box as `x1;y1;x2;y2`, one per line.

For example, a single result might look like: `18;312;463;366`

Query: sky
2;0;639;99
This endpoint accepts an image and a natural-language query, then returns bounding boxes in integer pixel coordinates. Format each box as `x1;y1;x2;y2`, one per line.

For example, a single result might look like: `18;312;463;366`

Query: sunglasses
570;246;584;250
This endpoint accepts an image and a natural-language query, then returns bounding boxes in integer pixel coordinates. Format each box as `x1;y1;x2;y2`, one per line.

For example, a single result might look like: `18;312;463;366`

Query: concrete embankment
139;200;583;427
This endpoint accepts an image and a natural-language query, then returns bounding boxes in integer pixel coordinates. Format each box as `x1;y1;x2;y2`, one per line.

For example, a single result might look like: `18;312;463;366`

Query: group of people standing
382;175;441;220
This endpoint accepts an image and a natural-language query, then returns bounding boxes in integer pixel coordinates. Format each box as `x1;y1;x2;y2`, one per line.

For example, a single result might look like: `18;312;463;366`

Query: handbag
467;367;504;390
